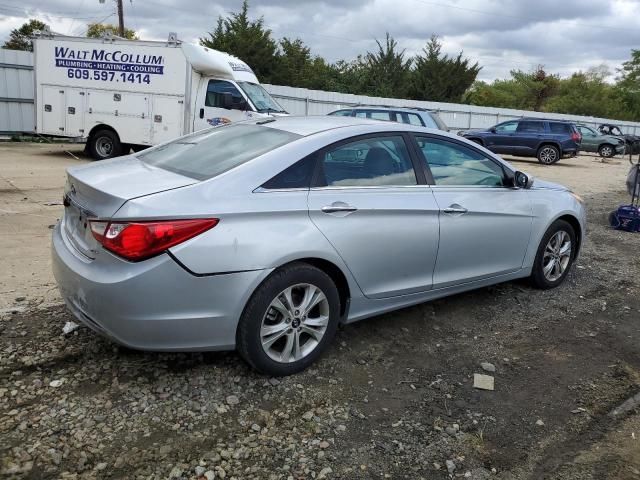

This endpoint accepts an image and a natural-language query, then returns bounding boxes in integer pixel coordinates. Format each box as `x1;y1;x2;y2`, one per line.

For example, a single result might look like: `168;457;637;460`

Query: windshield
237;81;286;113
137;124;300;180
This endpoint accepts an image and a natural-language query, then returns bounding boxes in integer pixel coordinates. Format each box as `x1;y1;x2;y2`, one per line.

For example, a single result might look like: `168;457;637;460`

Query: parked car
459;118;581;164
576;125;625;157
53;116;586;376
328;105;449;130
598;124;640;154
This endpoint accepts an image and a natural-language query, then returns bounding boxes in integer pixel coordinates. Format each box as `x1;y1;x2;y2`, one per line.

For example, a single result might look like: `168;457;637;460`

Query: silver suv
328;105;449;131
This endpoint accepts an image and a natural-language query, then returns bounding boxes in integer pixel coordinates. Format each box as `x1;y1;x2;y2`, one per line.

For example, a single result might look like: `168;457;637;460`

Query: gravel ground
1;144;640;479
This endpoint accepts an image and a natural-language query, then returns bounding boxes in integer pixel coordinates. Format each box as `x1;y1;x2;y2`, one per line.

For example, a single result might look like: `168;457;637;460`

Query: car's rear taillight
89;219;219;261
571;131;581;142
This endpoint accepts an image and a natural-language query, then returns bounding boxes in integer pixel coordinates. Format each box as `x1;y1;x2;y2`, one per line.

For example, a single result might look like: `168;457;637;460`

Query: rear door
412;134;532;287
514;120;545;155
307;133;440;298
577;125;597;152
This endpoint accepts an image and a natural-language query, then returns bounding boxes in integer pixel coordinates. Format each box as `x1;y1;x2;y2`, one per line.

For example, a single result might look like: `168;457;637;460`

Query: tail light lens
89;219;219;261
571;131;581;142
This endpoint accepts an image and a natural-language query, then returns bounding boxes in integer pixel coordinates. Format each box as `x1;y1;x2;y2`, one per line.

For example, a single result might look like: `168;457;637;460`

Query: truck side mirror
231;100;248;111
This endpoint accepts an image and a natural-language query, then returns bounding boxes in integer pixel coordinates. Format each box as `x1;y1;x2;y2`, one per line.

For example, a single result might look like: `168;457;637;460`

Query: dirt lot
1;142;640;480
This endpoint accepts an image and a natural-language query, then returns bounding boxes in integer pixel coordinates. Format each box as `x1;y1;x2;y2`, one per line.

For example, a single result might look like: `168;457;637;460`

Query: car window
406;113;424;126
328;110;353;117
138;124;301;181
578;126;596;136
261;155;316;190
415;136;505;187
494;121;518;133
369;111;393;121
549;123;572;134
516;121;545;133
205;80;244;108
316;135;417;187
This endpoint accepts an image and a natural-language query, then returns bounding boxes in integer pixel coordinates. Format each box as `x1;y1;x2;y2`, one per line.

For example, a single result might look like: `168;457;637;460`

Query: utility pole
116;0;125;37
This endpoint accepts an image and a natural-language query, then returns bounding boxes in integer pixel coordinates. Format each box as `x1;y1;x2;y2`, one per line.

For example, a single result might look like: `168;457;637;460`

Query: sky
1;0;639;82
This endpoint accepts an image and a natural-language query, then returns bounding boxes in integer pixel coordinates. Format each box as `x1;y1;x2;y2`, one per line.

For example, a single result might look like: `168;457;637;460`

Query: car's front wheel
530;220;576;289
236;263;340;376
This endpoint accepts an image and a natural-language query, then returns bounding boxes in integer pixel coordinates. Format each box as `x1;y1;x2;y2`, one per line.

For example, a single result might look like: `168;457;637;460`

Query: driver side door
193;79;252;131
412;135;533;288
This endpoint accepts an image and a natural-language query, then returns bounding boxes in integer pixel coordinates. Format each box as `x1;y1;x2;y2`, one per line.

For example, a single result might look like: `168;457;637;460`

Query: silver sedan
52;116;586;375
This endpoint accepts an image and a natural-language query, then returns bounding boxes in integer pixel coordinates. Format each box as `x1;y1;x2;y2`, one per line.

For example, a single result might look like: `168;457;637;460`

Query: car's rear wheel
236;263;340;376
530;220;576;289
598;144;614;158
87;129;121;160
537;145;560;165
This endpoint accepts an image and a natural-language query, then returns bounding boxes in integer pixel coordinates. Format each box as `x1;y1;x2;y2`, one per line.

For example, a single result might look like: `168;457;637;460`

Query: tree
616;50;640;121
86;23;137;40
511;66;560;111
410;35;481;102
2;19;48;51
545;67;629;119
200;0;278;82
359;33;412;98
271;38;334;90
465;66;559;112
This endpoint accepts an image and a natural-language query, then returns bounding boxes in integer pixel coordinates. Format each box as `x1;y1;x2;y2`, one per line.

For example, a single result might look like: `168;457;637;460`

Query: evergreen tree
2;19;47;51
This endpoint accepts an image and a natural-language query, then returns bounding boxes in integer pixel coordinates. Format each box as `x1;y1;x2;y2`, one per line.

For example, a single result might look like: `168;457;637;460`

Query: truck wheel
88;130;121;160
537;145;559;165
598;144;614;158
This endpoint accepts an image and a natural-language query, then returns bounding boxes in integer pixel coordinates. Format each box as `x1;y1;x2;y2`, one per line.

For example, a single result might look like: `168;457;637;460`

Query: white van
33;32;287;159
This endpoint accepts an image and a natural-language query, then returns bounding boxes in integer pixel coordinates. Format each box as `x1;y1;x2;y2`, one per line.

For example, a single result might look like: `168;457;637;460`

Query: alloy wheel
542;230;572;282
539;147;557;164
260;283;330;363
600;146;613;157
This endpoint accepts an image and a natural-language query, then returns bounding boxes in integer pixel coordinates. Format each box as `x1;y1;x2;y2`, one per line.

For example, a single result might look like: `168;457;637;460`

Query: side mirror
231;99;249;111
514;171;532;189
489;127;496;133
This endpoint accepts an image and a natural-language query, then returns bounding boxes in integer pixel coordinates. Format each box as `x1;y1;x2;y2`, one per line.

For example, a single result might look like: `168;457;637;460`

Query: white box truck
33;32;287;159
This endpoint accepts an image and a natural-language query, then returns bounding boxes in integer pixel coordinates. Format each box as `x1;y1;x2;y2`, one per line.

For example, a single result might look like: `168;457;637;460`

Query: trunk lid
62;156;197;259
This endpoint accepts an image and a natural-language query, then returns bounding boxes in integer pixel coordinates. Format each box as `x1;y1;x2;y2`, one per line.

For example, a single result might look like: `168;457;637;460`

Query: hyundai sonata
52;116;586;375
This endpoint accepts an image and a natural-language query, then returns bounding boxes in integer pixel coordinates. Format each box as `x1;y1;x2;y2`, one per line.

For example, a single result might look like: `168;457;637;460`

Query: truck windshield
237;82;287;114
137;124;300;180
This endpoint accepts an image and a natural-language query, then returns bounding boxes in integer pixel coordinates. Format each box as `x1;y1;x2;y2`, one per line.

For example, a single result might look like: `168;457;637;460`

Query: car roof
253;115;395;136
335;105;438;114
517;117;574;124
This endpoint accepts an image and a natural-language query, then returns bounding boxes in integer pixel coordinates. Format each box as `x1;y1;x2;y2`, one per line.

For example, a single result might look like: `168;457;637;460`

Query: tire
530;220;576;289
598;144;615;158
537;145;560;165
236;262;341;376
87;129;121;160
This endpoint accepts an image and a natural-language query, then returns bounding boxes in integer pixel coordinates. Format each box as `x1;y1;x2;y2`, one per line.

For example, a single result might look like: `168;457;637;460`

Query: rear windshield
138;124;301;180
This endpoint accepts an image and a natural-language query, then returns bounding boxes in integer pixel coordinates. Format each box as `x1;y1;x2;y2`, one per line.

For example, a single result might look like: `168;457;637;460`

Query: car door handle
321;203;358;214
443;205;468;215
